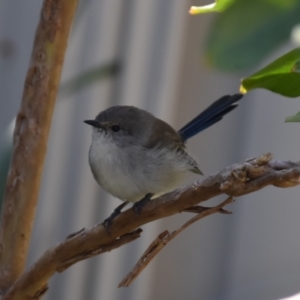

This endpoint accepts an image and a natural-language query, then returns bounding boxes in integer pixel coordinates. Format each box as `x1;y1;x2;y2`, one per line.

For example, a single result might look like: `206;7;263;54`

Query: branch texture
118;197;234;287
2;154;300;300
0;0;78;294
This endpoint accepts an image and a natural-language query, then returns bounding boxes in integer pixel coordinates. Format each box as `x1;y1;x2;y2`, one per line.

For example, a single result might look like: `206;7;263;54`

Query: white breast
88;130;195;202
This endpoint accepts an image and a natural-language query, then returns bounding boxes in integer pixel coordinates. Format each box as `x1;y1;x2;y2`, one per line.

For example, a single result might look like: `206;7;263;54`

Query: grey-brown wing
144;118;203;175
143;117;184;149
180;149;203;175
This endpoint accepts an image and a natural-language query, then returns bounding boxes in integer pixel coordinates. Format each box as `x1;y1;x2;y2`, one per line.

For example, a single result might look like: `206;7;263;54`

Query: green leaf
189;0;235;14
240;48;300;97
206;0;300;71
285;111;300;122
60;61;120;96
291;60;300;73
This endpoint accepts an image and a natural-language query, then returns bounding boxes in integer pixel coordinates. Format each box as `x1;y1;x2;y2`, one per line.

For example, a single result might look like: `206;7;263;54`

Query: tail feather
178;94;243;142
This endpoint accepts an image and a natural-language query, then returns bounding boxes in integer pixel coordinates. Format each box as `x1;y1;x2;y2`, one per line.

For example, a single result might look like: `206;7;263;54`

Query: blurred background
1;0;300;299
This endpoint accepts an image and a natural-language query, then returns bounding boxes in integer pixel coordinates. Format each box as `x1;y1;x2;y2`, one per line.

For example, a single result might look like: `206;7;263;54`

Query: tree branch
118;196;234;287
0;0;78;294
57;229;143;273
2;153;300;300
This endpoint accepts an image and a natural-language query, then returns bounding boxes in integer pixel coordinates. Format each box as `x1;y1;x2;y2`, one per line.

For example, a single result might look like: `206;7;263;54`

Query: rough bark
2;154;300;299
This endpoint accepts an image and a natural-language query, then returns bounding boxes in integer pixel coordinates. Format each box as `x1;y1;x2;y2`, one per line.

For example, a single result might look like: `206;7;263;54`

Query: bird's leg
132;193;153;214
102;201;129;233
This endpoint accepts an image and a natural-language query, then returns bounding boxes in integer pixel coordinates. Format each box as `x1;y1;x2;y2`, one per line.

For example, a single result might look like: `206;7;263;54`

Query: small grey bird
84;94;243;227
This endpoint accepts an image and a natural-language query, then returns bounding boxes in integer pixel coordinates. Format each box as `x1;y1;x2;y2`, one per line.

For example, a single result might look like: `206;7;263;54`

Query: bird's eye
112;125;120;132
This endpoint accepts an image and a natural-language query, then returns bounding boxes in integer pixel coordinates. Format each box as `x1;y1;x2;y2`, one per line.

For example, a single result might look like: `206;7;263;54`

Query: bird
84;93;243;228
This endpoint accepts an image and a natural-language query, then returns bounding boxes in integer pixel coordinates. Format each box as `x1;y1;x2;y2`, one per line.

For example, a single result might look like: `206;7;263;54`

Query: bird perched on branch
84;93;243;229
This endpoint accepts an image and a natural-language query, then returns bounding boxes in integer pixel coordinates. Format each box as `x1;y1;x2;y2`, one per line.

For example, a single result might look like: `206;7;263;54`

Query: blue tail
178;93;243;142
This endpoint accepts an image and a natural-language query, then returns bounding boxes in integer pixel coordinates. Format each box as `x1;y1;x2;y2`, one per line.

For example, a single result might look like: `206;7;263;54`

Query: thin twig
57;229;143;272
118;197;234;287
2;154;300;300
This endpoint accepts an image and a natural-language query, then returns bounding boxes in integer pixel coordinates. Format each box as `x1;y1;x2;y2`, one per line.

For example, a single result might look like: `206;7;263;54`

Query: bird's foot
102;201;129;234
132;193;153;214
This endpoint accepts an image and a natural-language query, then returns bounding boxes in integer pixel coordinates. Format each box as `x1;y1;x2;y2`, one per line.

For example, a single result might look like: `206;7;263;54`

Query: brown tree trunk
0;0;79;294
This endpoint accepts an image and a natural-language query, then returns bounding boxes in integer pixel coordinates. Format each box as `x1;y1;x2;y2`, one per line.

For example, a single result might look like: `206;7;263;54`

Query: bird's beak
84;120;102;128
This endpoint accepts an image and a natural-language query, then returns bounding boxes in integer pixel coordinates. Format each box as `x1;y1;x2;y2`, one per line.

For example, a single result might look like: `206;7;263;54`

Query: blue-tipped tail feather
178;93;243;142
